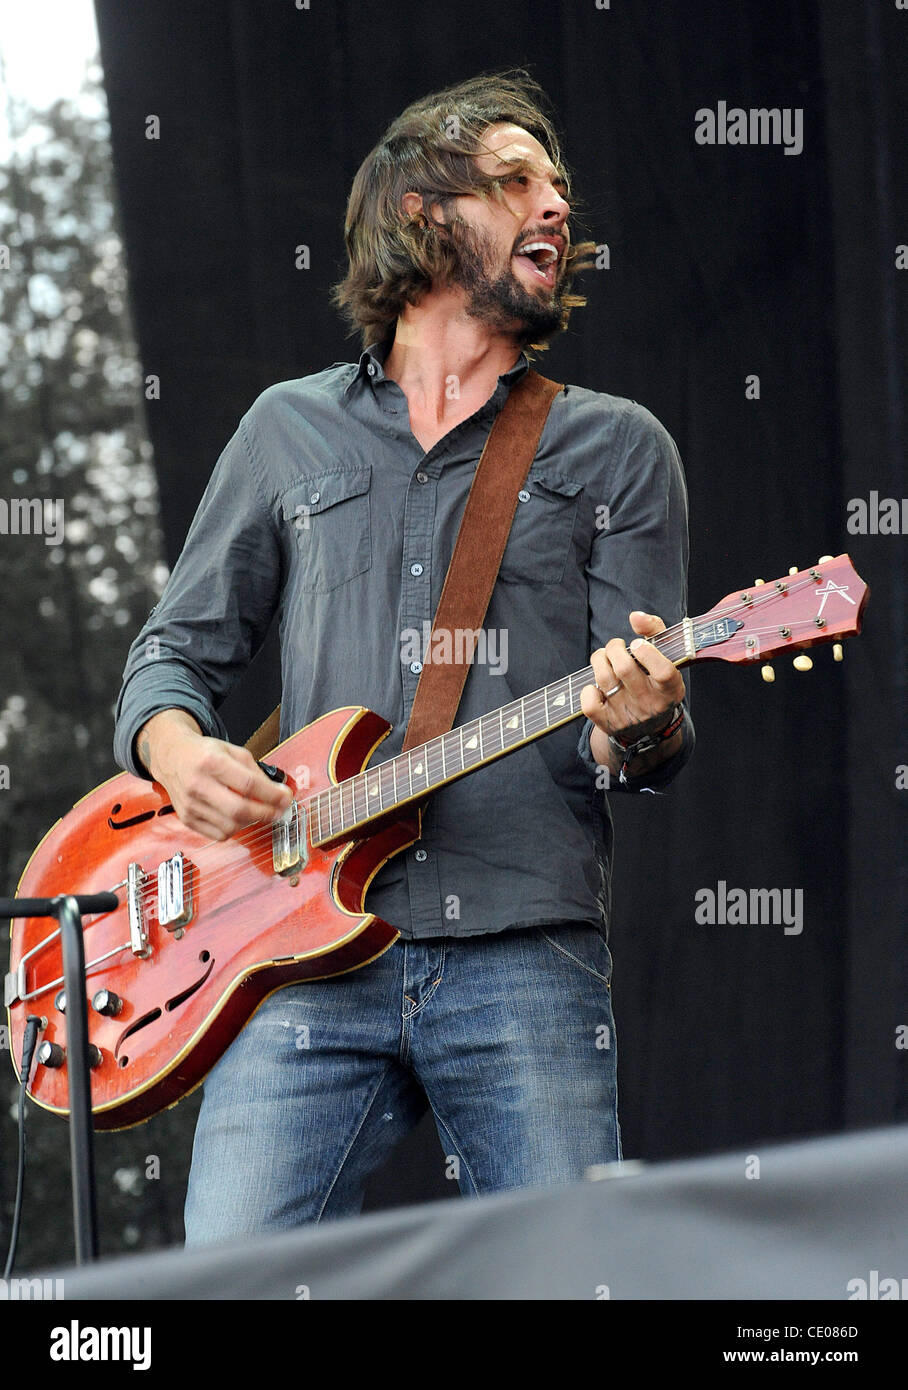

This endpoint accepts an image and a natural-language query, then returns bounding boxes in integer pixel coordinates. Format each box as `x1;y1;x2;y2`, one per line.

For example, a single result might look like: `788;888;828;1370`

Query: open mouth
513;240;561;287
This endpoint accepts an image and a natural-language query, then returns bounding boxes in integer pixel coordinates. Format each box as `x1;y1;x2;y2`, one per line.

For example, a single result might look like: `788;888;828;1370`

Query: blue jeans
183;921;621;1244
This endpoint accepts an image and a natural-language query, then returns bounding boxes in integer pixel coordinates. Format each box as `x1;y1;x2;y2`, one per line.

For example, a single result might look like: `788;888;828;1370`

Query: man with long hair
115;71;694;1242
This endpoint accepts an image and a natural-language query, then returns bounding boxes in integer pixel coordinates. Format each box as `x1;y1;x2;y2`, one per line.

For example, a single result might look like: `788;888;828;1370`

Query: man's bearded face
442;212;566;344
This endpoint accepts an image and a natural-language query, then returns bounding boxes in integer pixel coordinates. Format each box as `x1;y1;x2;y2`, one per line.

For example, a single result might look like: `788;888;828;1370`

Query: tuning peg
789;566;799;575
833;643;844;662
793;655;813;672
754;578;764;586
818;554;833;564
761;664;775;682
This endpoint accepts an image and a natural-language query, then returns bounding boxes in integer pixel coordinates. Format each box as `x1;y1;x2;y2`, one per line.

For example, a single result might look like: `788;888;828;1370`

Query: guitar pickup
272;800;306;876
157;851;195;929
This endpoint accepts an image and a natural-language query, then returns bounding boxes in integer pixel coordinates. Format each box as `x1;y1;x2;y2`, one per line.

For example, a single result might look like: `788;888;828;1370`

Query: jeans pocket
281;465;372;592
538;921;613;986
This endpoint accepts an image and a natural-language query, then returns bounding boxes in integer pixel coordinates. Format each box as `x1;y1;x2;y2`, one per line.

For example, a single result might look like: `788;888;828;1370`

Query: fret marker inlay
506;716;519;730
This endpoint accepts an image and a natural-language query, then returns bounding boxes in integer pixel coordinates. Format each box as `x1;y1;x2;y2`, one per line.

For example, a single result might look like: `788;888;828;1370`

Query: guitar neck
307;620;695;846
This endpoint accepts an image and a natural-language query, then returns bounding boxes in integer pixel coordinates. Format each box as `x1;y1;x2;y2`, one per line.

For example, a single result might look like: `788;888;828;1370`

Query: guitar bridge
127;861;151;957
272;800;306;876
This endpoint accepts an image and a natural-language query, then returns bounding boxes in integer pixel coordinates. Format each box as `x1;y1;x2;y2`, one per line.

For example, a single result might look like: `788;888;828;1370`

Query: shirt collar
343;332;531;397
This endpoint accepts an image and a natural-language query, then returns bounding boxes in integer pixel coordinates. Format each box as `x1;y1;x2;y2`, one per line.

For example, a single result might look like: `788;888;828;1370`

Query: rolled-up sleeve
576;402;695;794
114;414;282;778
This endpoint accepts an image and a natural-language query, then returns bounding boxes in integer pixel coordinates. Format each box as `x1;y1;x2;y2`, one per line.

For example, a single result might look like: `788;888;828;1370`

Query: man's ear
401;191;425;224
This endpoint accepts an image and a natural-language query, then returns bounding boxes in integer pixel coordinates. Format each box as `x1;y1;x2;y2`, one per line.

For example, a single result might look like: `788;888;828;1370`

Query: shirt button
414;849;428;862
409;562;424;577
309;491;320;505
416;471;428;484
367;363;376;376
409;660;423;674
518;489;531;503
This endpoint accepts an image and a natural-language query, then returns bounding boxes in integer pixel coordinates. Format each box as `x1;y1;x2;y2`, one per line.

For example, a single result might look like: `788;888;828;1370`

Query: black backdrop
92;0;906;1210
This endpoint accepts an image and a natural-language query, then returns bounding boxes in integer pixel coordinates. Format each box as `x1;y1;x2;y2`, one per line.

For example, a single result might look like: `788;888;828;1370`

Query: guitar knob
92;988;123;1017
88;1045;103;1069
793;655;813;671
833;643;844;662
37;1041;65;1069
818;555;833;564
789;566;799;575
761;664;775;683
54;989;67;1014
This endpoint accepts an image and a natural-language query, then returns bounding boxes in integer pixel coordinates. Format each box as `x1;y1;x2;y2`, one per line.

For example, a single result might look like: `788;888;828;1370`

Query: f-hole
108;802;175;830
114;1008;162;1058
165;956;215;1012
108;805;155;831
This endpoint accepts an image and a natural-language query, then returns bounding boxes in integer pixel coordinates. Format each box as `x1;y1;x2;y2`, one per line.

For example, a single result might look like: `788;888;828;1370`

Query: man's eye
504;174;529;186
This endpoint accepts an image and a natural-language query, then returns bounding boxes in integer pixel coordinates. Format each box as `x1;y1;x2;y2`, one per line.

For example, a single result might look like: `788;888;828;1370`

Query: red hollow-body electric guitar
6;555;868;1128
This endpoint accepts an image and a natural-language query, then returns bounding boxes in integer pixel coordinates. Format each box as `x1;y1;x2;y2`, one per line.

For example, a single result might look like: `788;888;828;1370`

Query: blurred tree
0;60;198;1272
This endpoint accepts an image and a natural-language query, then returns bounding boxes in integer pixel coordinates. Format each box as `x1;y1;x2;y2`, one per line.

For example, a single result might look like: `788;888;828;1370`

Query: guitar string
128;579;833;908
33;578;831;929
128;574;837;907
131;623;833;915
15;572;850;989
131;643;694;903
20;573;843;979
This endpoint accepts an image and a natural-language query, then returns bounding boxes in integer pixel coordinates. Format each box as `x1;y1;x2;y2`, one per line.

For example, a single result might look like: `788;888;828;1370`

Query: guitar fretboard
308;624;692;846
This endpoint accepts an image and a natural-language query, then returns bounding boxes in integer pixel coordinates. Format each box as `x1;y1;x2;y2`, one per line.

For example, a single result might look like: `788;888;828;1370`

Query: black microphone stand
2;890;119;1266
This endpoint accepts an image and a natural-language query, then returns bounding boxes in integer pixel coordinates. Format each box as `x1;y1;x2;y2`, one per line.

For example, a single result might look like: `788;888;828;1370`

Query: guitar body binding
6;706;418;1130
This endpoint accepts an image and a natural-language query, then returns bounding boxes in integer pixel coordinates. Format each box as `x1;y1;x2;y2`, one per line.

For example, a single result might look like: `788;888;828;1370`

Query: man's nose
537;188;570;226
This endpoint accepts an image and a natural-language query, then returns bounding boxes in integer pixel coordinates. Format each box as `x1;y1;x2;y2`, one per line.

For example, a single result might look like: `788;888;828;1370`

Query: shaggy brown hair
332;70;595;353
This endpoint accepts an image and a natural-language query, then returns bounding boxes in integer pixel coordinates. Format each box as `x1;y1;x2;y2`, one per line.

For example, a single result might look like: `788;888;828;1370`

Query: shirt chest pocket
497;467;583;585
280;465;372;593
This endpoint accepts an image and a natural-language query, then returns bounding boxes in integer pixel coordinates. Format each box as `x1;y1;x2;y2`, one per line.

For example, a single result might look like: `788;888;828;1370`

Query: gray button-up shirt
114;337;695;939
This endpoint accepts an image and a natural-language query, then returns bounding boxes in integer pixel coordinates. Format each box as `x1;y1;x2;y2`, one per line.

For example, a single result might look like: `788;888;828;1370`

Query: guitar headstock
690;554;869;669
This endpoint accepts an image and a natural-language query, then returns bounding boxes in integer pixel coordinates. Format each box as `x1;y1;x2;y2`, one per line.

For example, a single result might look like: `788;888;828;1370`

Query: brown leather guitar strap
245;368;563;761
400;369;562;752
